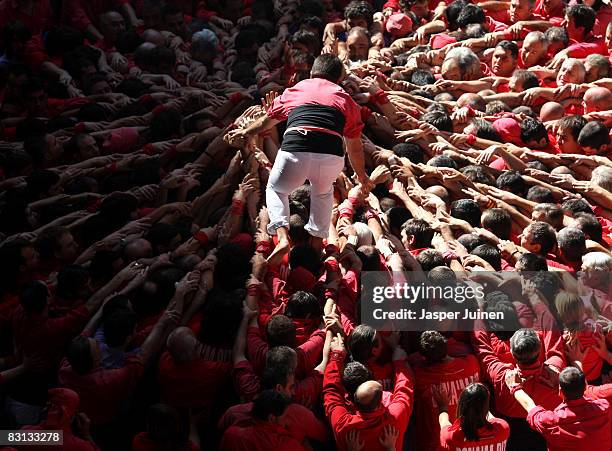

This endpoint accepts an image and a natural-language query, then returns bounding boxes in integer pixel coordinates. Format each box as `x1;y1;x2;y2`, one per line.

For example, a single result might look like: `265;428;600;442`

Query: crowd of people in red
0;0;611;448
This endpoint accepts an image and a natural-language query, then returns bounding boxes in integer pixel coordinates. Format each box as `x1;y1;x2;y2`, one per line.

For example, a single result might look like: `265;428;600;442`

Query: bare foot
267;237;290;264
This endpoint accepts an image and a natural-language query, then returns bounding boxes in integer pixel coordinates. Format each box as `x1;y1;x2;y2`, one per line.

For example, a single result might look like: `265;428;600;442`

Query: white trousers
266;150;344;238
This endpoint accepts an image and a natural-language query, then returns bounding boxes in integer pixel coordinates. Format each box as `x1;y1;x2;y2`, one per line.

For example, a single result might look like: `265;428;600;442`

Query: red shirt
0;0;54;34
266;78;364;139
58;355;144;425
158;346;232;410
61;0;129;30
247;326;325;377
567;35;608;59
220;421;306;451
527;398;611;451
440;417;510;451
231;359;323;409
323;351;414;451
412;355;481;450
218;401;328;443
12;305;89;372
131;432;199;451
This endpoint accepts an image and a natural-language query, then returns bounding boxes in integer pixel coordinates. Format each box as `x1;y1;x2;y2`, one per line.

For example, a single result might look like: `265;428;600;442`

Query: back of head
147;404;187;446
103;307;137;347
510;328;541;365
310;54;343;83
457;383;490;441
67;336;94;374
481;208;511;239
267;315;297;348
349;324;377;362
450;199;481;227
20;280;48;315
419;330;447;363
252;390;291;421
559;367;586;400
198;289;244;347
557;227;586;263
286;291;322;318
343;361;372;397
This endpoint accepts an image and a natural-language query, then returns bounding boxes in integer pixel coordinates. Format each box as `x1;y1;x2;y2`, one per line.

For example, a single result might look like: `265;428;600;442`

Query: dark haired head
310;54;344;83
457;383;490;441
450;199;481;227
392;142;424;163
419;330;448;363
496;171;526;196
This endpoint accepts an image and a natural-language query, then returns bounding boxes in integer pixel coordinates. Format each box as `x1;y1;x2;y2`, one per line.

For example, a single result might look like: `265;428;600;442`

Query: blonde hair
555;290;585;331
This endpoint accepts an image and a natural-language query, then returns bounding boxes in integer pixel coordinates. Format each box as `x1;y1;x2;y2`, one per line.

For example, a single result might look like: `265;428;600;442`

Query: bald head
550;166;575;176
142;29;165;46
354;380;383;412
123;238;153;262
539;102;565;122
457;93;485;111
426;185;449;203
583;87;612;113
167;327;199;362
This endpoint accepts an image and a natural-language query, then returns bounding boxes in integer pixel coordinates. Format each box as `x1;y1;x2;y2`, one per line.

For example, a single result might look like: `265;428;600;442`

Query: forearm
513;389;537;413
346;138;367;179
232;316;251;364
244;114;279;137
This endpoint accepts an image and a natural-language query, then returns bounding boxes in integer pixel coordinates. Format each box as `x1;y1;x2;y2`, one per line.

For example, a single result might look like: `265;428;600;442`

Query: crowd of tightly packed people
0;0;611;448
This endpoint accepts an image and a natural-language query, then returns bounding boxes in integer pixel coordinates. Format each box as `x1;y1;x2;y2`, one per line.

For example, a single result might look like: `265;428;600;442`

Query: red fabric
131;433;199;451
220;420;307;451
533;0;564;20
266;78;364;139
61;0;130;30
102;127;141;154
246;326;325;377
21;388;99;451
567;35;607;59
440;417;510;451
430;34;457;50
527;398;611;451
493;118;522;146
232;359;323;408
218;402;328;443
158;347;232;409
323;351;414;451
586;383;612;402
12;305;89;371
412;355;481;450
58;354;144;425
476;339;563;418
386;13;413;38
0;0;54;34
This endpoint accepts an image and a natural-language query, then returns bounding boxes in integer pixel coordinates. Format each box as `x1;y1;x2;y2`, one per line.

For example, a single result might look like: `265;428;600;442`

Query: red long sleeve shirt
440;417;510;451
220;420;306;451
323;350;414;451
527;397;611;451
157;347;232;410
58;355;144;425
412;354;481;451
218;401;329;444
231;359;323;409
246;326;325;377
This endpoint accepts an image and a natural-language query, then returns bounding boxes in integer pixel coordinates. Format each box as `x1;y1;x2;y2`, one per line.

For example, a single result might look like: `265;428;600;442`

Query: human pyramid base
0;0;611;448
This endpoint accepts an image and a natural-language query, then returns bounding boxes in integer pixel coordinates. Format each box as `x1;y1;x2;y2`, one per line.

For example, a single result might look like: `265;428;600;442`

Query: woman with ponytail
434;383;510;451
